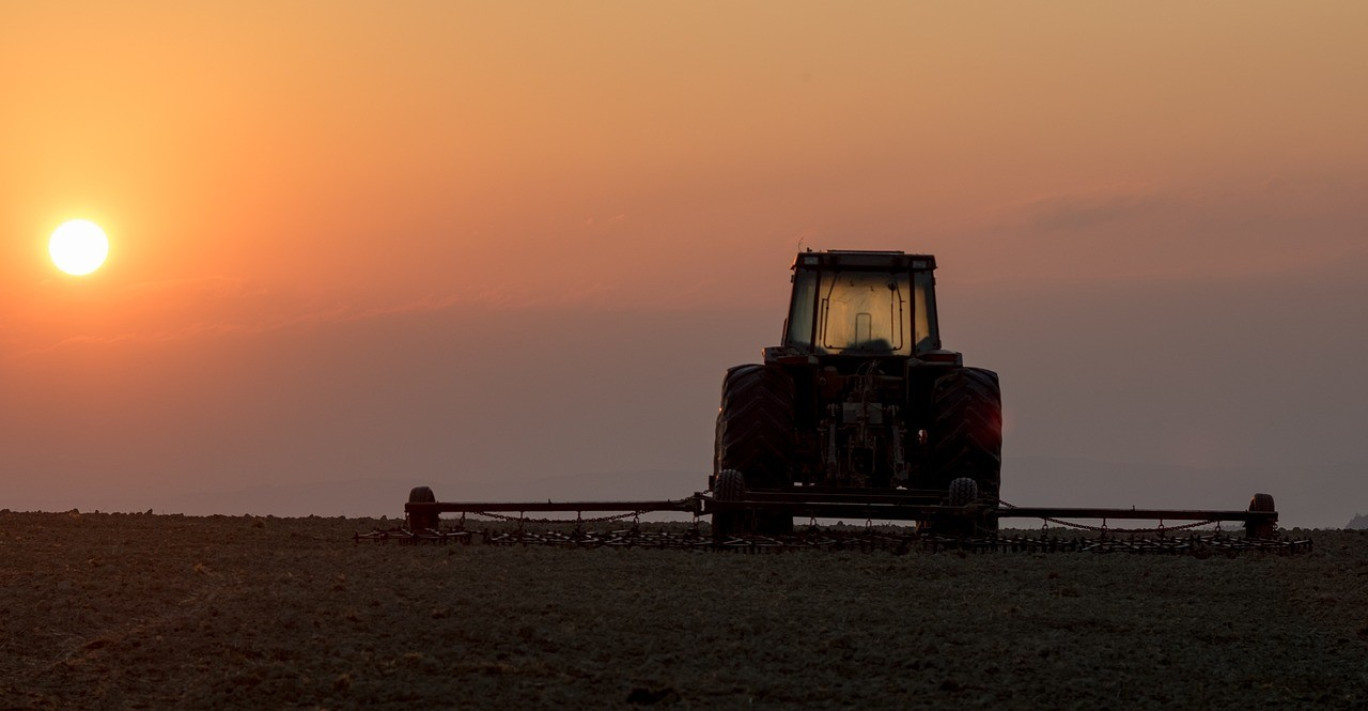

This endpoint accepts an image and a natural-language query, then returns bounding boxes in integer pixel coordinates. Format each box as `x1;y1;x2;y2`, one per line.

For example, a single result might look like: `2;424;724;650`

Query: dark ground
1;511;1365;709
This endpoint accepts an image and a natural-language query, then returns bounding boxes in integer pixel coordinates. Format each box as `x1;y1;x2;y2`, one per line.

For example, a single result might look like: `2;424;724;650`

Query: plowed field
2;511;1366;709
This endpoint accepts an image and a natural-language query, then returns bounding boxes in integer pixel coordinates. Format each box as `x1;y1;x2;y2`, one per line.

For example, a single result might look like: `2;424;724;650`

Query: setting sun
49;219;109;276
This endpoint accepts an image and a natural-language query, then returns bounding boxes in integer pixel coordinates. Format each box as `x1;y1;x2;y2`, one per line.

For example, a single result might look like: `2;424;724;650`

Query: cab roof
792;250;937;271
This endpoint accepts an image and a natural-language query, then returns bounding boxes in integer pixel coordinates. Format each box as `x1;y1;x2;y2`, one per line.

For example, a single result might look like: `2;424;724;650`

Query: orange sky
3;3;1367;525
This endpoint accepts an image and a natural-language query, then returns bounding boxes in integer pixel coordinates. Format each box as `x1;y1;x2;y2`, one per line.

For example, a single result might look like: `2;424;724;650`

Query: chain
997;498;1219;535
1032;516;1216;535
450;501;1224;536
462;510;651;526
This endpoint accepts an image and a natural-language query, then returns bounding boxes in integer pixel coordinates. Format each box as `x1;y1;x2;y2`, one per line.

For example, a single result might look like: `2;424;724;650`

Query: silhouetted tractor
712;250;1001;535
395;250;1287;549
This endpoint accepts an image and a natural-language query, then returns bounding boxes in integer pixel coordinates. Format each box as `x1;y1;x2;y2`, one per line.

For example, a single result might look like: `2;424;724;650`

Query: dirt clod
627;686;679;705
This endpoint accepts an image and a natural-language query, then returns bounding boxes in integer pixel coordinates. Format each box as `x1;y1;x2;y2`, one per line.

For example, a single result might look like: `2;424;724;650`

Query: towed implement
369;484;1304;554
365;250;1305;554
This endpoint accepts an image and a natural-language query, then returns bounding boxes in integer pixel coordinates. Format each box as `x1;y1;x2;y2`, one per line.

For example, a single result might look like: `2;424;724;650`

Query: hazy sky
3;2;1367;526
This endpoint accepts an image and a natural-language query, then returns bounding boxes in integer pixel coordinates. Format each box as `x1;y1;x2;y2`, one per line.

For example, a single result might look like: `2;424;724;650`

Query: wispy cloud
1001;189;1171;232
965;173;1368;285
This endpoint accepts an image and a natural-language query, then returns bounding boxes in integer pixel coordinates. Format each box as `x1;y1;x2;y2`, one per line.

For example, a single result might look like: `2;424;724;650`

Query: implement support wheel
407;486;439;532
711;469;746;540
1246;493;1276;539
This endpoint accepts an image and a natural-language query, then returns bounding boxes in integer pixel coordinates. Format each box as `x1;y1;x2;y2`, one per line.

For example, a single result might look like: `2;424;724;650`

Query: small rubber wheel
941;477;997;538
715;469;745;502
947;477;979;507
1246;493;1276;539
712;470;745;540
407;486;438;531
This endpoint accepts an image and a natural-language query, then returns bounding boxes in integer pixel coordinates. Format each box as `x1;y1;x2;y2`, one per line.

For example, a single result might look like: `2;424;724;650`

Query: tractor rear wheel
715;364;795;535
929;368;1002;532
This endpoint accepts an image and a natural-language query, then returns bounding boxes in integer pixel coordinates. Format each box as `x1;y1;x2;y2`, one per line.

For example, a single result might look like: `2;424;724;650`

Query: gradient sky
3;2;1367;526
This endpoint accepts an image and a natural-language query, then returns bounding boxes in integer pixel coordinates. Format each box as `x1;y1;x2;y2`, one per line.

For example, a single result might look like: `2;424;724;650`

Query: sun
49;219;110;276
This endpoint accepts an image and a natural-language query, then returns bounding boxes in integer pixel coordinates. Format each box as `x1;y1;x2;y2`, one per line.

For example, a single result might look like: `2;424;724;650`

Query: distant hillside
12;458;1362;529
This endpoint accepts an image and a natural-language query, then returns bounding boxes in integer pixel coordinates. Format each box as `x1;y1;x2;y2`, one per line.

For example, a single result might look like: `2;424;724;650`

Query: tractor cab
776;250;943;360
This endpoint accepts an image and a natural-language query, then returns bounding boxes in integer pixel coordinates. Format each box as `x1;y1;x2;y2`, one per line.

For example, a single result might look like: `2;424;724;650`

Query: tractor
394;250;1287;548
712;250;1002;534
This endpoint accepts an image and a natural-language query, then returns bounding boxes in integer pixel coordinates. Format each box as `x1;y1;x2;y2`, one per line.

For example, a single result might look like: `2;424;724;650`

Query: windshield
815;271;912;355
785;263;940;355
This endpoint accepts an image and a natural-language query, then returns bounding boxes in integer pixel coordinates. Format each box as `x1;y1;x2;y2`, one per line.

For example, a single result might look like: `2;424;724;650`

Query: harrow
353;485;1311;555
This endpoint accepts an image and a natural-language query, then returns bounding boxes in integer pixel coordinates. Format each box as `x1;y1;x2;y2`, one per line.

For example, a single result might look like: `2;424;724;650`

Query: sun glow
49;219;110;276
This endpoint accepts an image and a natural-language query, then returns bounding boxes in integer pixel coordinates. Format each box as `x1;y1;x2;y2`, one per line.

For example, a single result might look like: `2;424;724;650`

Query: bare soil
2;511;1366;709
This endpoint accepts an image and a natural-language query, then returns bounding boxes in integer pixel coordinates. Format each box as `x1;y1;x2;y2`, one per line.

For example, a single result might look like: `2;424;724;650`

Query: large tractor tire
715;364;796;534
929;367;1002;507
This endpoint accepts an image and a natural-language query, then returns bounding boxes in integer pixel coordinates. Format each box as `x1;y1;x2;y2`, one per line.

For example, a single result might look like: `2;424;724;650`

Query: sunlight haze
3;2;1367;527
